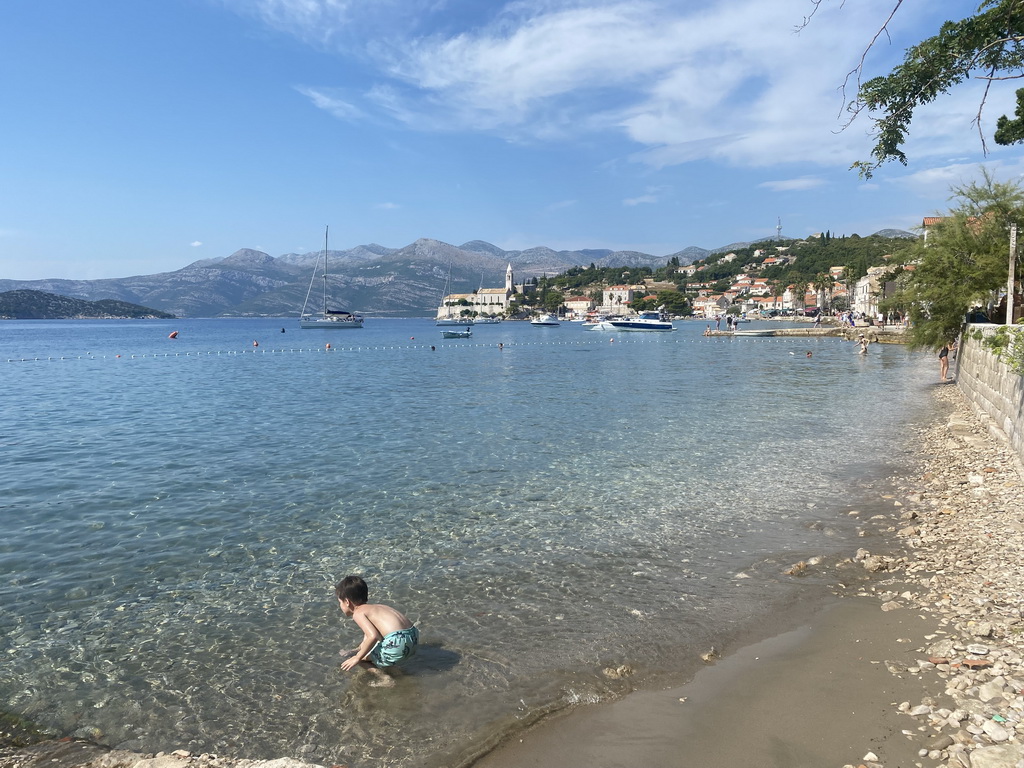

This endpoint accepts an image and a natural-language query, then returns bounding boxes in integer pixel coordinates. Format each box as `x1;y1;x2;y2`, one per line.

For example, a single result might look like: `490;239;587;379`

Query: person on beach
857;334;869;355
704;325;711;336
939;340;956;381
336;575;418;685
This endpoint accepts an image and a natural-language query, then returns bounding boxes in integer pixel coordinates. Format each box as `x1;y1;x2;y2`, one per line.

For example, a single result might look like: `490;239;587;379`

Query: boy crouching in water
336;575;418;685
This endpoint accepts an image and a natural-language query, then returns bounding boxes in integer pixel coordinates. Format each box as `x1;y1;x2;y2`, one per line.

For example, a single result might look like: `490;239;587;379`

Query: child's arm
341;611;383;671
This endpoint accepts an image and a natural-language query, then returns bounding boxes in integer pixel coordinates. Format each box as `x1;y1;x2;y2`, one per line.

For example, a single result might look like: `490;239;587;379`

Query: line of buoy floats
5;334;842;363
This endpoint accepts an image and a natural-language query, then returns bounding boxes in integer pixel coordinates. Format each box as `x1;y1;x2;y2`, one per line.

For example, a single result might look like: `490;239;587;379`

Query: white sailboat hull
300;312;364;329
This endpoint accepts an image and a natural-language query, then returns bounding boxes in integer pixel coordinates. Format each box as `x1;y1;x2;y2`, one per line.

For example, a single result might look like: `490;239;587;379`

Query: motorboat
588;311;673;331
440;328;473;339
530;313;560;326
473;317;502;324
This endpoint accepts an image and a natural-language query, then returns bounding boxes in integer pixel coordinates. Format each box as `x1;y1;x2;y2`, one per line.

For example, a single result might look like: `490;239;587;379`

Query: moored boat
588;310;673;332
299;226;364;329
441;328;473;339
530;313;560;326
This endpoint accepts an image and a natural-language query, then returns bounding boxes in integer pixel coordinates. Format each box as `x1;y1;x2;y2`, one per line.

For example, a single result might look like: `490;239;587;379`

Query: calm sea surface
1;318;939;767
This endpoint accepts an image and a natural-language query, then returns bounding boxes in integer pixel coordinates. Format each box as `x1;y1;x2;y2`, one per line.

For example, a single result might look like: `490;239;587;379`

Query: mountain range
0;231;914;318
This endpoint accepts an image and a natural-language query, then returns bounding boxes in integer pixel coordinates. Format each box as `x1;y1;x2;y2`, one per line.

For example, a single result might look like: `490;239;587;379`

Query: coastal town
436;231;919;325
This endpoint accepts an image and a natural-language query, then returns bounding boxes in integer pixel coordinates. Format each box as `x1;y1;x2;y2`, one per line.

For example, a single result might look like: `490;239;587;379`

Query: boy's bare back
354;602;412;637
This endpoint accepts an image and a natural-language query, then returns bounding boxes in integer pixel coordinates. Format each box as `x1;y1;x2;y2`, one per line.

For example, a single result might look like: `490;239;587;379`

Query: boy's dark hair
335;575;368;605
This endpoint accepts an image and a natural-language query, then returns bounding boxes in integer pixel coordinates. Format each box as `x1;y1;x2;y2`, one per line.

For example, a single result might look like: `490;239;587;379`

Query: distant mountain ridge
0;231;915;318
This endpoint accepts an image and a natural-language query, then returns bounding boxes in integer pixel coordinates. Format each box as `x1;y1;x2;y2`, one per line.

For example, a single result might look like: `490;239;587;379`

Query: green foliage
852;0;1024;176
995;87;1024;145
900;170;1024;349
631;291;692;315
976;324;1024;376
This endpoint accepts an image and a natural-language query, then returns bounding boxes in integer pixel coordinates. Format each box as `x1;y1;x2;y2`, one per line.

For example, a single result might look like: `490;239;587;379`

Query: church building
438;263;527;320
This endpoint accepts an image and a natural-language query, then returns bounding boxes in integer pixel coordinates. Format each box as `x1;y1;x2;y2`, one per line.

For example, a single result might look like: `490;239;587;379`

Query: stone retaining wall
956;323;1024;460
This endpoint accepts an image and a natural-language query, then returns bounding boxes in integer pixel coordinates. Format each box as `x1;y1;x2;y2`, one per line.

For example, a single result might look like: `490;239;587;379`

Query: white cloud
623;185;669;205
295;86;365;121
759;176;825;192
891;158;1024;201
247;0;1006;171
623;194;657;206
190;241;203;247
375;202;400;209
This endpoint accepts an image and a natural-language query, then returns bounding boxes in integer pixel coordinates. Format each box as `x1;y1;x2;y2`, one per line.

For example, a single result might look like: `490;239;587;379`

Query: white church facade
438;263;525;320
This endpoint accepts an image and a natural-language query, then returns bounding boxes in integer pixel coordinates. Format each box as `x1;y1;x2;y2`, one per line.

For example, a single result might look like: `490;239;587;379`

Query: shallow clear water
1;318;937;766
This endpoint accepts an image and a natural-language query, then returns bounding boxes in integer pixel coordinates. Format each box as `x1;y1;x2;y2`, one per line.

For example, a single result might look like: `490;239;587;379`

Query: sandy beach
4;382;1024;768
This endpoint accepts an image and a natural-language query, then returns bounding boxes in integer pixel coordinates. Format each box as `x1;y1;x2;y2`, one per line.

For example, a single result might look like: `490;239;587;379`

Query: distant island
0;290;175;320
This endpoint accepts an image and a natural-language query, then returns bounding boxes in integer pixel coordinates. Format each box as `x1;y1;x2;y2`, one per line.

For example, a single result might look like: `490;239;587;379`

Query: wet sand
473;597;934;768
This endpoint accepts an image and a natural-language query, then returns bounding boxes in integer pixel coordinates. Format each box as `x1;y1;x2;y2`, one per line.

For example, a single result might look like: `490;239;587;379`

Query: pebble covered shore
846;383;1024;768
3;382;1023;768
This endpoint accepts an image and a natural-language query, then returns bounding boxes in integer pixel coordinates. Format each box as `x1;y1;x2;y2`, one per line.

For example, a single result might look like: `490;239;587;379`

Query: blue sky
3;0;1023;279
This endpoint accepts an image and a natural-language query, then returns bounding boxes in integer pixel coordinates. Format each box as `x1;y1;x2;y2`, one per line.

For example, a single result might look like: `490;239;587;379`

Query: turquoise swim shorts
368;626;419;668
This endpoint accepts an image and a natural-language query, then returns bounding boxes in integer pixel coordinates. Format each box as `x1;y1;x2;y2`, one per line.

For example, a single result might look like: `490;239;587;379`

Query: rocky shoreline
844;382;1024;768
3;381;1023;768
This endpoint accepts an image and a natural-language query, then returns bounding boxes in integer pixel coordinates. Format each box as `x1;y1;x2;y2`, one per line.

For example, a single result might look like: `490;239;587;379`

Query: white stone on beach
968;744;1024;768
982;720;1011;741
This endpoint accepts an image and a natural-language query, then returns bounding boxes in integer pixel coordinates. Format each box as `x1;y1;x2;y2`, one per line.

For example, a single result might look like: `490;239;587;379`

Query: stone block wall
956;323;1024;459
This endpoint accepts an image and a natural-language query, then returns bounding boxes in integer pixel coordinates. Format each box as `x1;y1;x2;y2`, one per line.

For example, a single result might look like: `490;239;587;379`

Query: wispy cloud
190;240;203;247
545;199;577;212
759;176;825;192
294;86;365;121
248;0;993;172
375;202;400;209
623;185;669;205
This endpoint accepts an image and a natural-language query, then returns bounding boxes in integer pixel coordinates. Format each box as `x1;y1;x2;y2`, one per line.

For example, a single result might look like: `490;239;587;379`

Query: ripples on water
0;319;937;766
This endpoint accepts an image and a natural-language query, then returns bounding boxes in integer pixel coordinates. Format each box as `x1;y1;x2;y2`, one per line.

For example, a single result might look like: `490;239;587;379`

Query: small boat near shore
441;328;473;339
732;329;774;337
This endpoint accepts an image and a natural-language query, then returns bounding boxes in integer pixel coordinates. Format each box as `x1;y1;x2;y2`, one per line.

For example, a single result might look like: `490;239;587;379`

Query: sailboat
472;270;502;323
436;261;464;326
299;226;364;329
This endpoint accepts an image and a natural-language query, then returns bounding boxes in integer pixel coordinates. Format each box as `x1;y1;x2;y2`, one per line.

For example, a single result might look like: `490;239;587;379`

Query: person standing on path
939;341;956;381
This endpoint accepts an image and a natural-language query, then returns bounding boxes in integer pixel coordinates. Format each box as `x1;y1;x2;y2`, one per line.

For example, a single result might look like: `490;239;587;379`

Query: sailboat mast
322;225;329;315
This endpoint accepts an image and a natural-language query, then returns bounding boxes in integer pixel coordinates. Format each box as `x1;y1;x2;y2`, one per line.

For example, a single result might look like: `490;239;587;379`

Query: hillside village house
601;285;643;314
563;295;594;318
694;294;730;318
853;266;891;318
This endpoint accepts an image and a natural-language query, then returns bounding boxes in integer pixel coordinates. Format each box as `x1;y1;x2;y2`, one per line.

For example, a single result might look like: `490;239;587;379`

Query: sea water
0;318;939;767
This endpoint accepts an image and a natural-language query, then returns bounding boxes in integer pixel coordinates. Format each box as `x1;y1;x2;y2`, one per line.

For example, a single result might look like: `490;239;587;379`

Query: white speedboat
473;317;502;324
588;311;673;332
531;313;560;326
299;226;364;329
